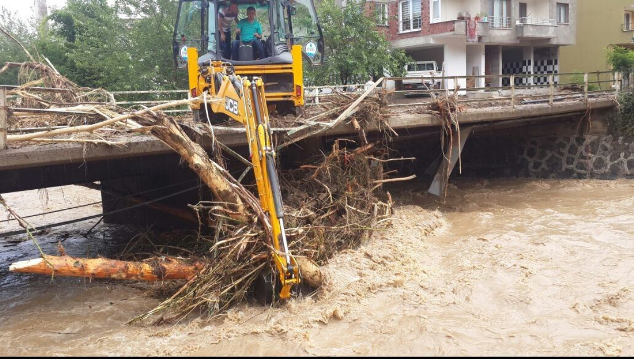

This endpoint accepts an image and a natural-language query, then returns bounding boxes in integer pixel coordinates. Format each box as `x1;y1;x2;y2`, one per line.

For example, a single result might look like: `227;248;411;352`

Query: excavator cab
173;0;324;107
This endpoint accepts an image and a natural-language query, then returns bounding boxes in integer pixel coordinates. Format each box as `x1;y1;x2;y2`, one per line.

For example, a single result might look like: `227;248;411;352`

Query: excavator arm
188;48;299;299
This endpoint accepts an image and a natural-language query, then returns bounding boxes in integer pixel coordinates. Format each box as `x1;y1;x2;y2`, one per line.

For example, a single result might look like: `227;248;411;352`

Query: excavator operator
231;6;265;60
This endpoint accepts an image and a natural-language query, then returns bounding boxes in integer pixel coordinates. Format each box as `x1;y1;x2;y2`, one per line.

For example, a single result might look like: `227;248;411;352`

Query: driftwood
10;255;205;281
295;256;323;288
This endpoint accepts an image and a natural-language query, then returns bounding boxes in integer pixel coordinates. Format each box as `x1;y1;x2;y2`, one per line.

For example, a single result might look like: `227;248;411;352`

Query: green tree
305;0;410;85
0;8;37;84
607;46;634;78
36;0;137;90
34;0;183;91
115;0;185;89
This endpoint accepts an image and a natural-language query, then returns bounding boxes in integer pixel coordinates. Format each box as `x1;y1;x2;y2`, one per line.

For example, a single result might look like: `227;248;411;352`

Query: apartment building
560;0;634;74
375;0;577;88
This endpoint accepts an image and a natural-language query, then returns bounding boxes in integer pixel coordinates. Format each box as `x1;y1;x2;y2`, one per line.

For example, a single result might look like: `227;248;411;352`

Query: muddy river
0;179;633;356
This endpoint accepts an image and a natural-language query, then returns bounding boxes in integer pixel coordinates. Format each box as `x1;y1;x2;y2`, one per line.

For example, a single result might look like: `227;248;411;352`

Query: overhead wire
0;183;204;238
0;178;200;224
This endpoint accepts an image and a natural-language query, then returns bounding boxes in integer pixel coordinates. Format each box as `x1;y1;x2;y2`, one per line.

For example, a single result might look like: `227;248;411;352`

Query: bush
609;91;634;135
570;72;599;91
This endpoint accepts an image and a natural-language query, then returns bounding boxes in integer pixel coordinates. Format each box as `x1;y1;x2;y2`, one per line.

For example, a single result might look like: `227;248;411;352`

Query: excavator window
288;0;323;64
174;0;205;68
174;0;323;66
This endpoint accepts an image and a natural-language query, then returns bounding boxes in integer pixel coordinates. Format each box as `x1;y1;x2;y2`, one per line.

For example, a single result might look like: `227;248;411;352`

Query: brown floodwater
0;179;633;356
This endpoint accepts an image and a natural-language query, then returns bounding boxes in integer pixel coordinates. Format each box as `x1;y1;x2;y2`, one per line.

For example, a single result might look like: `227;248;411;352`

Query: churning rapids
1;178;633;356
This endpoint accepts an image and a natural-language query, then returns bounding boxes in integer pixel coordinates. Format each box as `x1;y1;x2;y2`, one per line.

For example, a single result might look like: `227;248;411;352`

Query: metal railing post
0;87;6;150
584;73;588;101
510;74;515;110
549;74;554;106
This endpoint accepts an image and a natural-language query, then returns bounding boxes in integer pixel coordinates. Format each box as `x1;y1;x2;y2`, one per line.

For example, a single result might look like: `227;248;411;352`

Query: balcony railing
517;17;557;26
623;23;633;31
400;17;422;33
489;16;512;29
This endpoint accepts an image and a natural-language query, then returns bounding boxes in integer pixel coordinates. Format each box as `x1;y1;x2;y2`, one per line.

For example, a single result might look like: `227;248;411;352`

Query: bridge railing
384;70;624;107
110;84;369;109
0;71;628;150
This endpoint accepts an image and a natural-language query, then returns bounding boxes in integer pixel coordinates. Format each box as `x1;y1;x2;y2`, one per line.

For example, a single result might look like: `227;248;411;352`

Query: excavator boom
188;47;299;298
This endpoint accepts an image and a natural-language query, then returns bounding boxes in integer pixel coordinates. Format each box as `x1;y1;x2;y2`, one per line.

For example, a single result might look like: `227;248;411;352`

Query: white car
403;61;442;90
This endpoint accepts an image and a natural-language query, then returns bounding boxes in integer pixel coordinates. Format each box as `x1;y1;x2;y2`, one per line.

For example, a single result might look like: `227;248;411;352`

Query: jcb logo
225;98;239;115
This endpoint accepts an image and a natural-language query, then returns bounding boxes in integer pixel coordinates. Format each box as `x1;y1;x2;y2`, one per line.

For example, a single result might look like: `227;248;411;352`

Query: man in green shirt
231;6;265;60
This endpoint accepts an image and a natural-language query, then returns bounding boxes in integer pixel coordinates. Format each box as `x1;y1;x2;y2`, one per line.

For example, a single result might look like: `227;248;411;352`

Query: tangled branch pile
429;89;463;200
3;61;402;323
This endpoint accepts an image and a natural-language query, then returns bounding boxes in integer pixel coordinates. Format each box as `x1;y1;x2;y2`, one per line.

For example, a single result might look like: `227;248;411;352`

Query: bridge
0;71;622;229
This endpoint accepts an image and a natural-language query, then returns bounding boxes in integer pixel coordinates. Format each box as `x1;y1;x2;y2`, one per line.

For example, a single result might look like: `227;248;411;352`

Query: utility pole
34;0;48;27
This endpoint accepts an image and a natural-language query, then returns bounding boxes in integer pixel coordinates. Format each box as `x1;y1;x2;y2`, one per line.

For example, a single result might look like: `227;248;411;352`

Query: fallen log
9;255;206;281
295;256;323;288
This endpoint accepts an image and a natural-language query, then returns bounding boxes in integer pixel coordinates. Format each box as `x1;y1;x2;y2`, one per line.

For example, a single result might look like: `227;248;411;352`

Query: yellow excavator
174;0;324;118
174;0;324;299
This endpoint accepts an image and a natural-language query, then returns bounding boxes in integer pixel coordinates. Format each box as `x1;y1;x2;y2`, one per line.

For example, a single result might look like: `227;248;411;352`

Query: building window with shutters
399;0;421;33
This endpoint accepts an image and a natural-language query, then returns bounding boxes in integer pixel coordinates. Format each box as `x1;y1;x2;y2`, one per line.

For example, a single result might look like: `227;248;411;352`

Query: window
625;12;632;31
431;0;440;23
519;2;527;19
375;2;388;26
491;0;511;28
399;0;421;32
557;3;569;24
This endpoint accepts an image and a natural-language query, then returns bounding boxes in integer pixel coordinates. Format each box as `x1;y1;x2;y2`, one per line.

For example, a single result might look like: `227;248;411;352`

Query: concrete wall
441;0;481;21
466;44;486;87
547;0;577;45
443;39;468;90
521;0;550;20
559;0;633;74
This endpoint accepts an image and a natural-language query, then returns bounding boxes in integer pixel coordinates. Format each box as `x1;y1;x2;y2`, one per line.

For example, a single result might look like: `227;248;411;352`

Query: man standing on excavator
231;6;264;60
219;0;240;59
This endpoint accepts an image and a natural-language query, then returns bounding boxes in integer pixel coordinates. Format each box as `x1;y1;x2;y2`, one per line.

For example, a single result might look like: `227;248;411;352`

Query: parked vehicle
403;61;443;90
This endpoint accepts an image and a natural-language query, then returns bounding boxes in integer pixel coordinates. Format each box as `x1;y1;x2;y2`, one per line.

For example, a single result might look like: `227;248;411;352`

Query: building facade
560;0;634;74
374;0;577;88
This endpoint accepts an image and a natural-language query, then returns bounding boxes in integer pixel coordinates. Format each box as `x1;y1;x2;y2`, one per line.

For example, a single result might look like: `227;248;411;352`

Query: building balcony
516;18;559;39
488;17;512;30
453;20;488;37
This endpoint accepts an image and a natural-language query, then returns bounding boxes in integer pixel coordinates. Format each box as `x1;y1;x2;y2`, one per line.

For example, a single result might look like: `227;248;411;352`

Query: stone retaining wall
393;135;634;180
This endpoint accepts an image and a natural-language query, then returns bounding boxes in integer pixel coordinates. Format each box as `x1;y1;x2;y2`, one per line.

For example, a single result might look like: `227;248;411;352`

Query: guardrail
489;16;512;29
385;70;624;107
517;17;557;26
0;71;626;149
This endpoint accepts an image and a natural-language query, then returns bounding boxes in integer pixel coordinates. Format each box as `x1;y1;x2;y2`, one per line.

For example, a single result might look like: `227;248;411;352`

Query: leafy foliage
1;0;406;89
34;0;184;90
607;46;634;78
304;0;410;85
0;8;38;84
569;72;598;92
610;91;634;135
